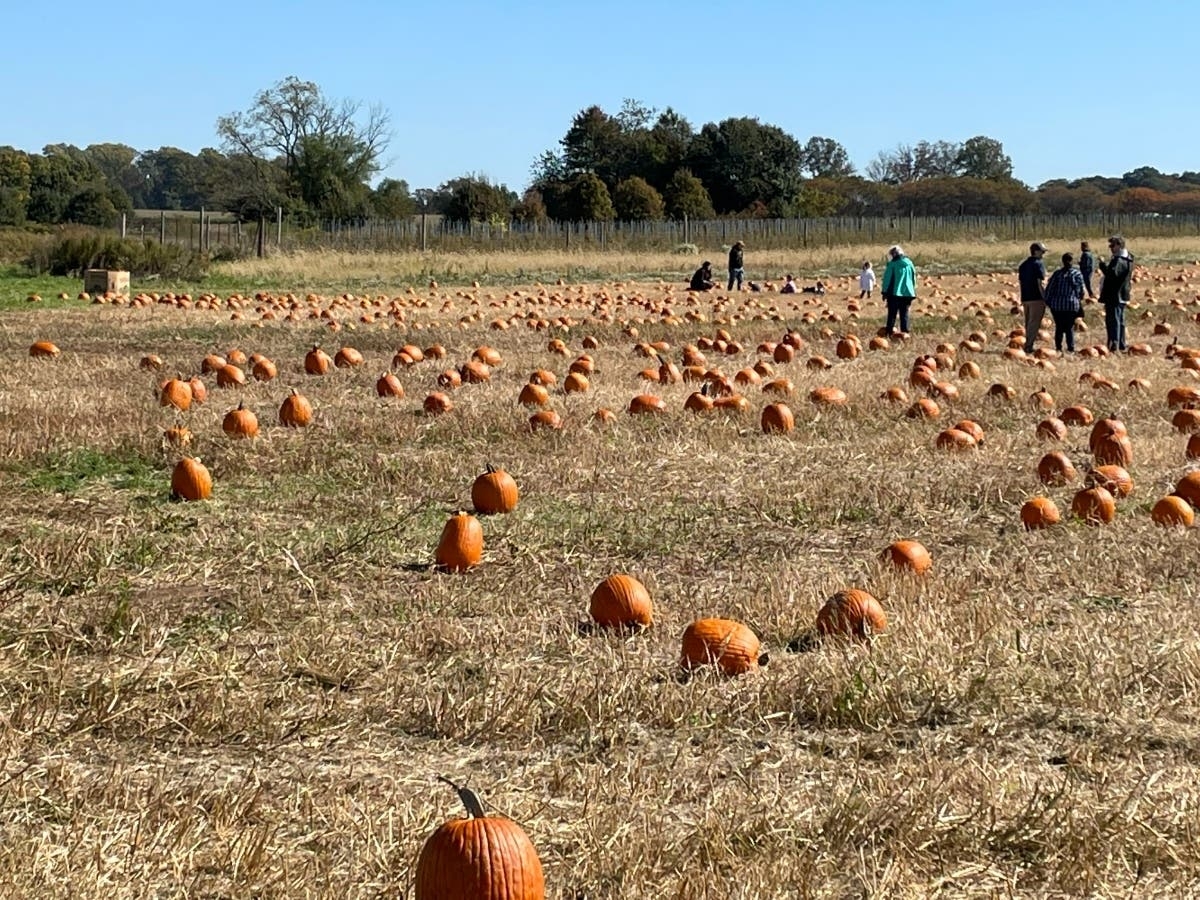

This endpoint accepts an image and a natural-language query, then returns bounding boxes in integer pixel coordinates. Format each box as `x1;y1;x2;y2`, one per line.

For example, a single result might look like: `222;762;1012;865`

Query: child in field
801;280;826;295
859;261;876;299
780;274;798;294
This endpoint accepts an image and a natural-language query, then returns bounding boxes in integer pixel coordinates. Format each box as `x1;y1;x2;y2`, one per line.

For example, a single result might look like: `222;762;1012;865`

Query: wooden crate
84;269;130;296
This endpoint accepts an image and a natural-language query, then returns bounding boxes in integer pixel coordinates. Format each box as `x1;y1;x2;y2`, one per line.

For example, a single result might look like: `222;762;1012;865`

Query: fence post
200;207;205;251
276;207;283;247
159;210;166;244
120;213;127;239
257;215;266;258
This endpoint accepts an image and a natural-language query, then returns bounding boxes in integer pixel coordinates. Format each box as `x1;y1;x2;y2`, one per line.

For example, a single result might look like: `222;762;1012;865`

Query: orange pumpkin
1151;495;1194;528
589;574;653;628
760;402;795;434
304;345;332;375
1020;496;1061;530
221;400;259;438
680;618;763;676
376;372;406;398
1086;464;1133;498
29;340;61;359
816;589;886;640
1174;471;1200;508
1037;451;1078;485
435;512;483;572
471;465;519;515
159;377;193;411
279;388;313;427
170;457;212;501
415;778;544;900
881;540;932;575
628;394;667;415
1071;486;1116;525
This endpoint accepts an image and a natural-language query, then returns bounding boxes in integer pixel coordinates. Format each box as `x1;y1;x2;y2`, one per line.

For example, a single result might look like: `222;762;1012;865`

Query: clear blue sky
2;0;1195;193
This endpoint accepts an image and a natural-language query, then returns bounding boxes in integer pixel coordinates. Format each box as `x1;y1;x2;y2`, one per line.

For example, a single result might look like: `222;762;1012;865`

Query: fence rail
118;211;1200;256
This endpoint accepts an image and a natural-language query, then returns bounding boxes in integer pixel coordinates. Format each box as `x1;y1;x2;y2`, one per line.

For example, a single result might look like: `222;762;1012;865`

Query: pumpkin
1187;433;1200;460
1029;388;1054;410
987;383;1016;401
1089;417;1127;452
628;394;667;415
435;511;483;572
773;344;796;364
437;369;463;390
713;395;750;413
760;402;795;434
679;618;763;676
881;540;932;575
188;376;207;405
424;392;454;415
473;346;503;367
170;457;212;501
591;408;617;426
216;363;246;388
139;354;164;370
589;574;653;629
935;427;976;451
1086;464;1133;498
528;409;563;431
1093;432;1133;467
1172;409;1200;433
1151;495;1194;528
816;589;886;640
1036;418;1068;442
252;357;278;381
529;369;557;386
472;465;519;515
958;361;981;379
569;356;595;376
29;340;61;359
159;377;193;411
415;777;544;900
563;372;590;393
1167;385;1200;408
304;345;332;375
1037;451;1078;485
762;377;794;396
684;391;714;413
460;361;492;384
1174;471;1200;508
222;401;259;439
334;346;364;368
279;388;314;427
879;386;909;404
810;386;848;407
806;355;832;370
518;383;550;407
835;337;859;360
376;372;406;398
164;425;192;448
905;398;940;419
226;349;248;367
401;344;424;363
1060;405;1095;427
953;420;985;444
1071;486;1116;524
1020;496;1061;530
200;353;226;374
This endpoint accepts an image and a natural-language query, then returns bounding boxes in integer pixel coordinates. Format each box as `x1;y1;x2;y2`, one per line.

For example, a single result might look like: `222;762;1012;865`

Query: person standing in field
1019;241;1049;354
881;245;917;336
1098;234;1134;351
1078;240;1098;299
859;261;876;299
1045;252;1085;353
727;240;745;291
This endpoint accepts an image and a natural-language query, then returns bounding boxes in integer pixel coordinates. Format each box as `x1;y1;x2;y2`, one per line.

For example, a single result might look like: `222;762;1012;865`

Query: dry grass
214;236;1200;289
2;258;1200;898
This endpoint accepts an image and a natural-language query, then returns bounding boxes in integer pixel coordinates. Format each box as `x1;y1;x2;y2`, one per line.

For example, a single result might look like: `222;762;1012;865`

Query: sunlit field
2;246;1199;898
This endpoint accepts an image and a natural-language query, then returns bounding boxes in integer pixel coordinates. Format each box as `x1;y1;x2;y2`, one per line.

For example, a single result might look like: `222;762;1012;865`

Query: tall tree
442;175;517;224
216;76;390;220
686;117;804;214
955;136;1013;180
800;137;854;178
613;176;664;220
0;147;32;225
372;178;416;219
84;143;145;206
663;168;715;220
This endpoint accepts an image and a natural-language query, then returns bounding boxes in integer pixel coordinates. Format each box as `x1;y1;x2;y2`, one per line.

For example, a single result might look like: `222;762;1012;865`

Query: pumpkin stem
437;775;486;819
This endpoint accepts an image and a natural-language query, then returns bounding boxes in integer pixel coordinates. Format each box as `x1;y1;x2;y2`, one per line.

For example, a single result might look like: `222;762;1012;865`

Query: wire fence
120;210;1200;256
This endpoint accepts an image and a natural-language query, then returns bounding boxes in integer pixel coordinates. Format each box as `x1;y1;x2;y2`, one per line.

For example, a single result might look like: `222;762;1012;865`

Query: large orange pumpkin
1020;496;1061;530
679;618;763;676
1037;451;1077;485
415;778;544;900
760;402;795;434
279;388;313;427
589;574;653;629
1151;495;1194;528
1071;486;1116;525
1174;471;1200;508
222;401;259;439
170;457;212;501
881;540;932;575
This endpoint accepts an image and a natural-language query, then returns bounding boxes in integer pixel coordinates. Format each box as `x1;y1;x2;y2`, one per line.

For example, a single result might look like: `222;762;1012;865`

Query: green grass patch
24;447;160;495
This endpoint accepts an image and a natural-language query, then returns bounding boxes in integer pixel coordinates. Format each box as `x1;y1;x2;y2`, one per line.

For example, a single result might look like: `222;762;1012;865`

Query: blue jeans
1104;302;1126;350
885;295;912;333
728;268;744;290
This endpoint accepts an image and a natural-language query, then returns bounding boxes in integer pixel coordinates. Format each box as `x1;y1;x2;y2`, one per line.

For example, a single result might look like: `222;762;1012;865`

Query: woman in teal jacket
881;245;917;335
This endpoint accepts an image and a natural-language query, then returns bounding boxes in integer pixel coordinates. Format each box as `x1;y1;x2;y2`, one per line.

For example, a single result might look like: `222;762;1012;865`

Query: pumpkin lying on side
816;589;887;641
679;618;764;676
589;574;653;629
415;777;544;900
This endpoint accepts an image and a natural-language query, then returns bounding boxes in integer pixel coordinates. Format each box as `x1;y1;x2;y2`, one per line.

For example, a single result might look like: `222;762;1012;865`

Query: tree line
3;78;1200;231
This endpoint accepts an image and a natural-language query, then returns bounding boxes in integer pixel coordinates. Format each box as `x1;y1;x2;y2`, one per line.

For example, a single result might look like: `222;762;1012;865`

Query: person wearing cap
690;260;716;292
727;240;745;291
1045;252;1086;353
1098;235;1134;351
1018;242;1049;354
881;245;917;336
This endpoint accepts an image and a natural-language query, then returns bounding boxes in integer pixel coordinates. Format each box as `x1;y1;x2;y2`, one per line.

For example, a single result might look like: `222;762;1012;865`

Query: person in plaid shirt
1045;252;1086;353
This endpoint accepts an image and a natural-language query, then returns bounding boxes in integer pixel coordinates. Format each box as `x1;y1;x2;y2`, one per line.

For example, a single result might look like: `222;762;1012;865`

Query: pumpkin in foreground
170;457;212;501
680;618;763;676
881;539;932;575
435;512;483;572
589;574;653;629
415;777;544;900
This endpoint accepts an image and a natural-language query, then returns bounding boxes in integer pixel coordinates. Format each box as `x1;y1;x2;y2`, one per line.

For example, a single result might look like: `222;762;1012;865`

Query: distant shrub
673;243;699;255
26;231;209;279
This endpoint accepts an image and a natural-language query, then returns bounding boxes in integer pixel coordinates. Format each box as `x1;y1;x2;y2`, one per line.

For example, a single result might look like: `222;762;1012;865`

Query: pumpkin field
2;241;1200;898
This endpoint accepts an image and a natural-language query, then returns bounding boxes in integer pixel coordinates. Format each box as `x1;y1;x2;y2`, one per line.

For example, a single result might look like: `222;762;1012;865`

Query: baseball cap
1030;242;1048;253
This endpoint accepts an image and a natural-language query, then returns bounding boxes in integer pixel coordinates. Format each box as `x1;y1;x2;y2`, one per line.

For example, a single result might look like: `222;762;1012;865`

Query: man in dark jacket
1079;241;1098;299
1098;235;1133;351
727;241;745;291
1018;241;1048;353
690;261;716;292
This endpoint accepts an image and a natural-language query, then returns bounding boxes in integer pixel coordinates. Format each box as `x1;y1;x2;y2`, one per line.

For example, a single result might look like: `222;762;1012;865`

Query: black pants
1081;269;1094;297
1051;309;1078;351
885;295;912;333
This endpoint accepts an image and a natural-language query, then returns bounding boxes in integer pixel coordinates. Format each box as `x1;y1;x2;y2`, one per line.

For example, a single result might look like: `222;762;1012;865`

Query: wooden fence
120;211;1200;256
